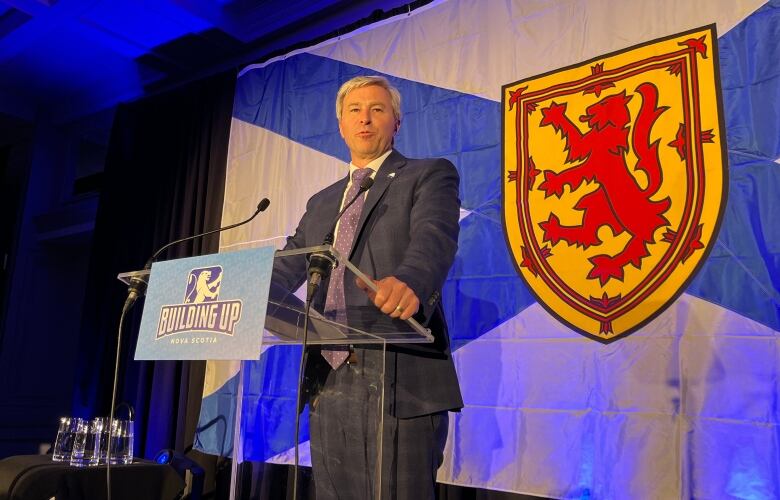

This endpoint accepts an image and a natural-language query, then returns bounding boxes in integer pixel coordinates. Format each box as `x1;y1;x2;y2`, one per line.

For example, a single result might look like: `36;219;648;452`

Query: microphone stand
291;176;373;499
107;198;270;500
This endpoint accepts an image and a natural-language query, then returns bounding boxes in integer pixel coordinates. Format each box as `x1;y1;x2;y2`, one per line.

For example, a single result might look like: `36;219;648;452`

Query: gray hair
335;75;402;121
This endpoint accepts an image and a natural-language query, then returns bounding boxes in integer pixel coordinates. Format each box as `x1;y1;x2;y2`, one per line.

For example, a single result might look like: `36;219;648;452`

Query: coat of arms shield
502;26;727;342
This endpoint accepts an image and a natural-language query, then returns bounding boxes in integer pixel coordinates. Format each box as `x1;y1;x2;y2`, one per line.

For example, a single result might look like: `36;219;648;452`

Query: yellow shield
502;26;727;342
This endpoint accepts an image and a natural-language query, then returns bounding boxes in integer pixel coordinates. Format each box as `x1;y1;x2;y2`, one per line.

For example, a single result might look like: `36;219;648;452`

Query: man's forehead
343;85;391;104
344;99;388;107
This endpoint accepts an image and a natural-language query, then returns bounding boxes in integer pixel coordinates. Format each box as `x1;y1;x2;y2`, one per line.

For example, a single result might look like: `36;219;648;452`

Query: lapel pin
387;172;396;179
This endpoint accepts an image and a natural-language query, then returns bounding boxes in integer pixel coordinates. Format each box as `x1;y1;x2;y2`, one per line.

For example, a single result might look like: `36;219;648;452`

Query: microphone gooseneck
124;197;271;310
146;197;271;269
306;176;374;301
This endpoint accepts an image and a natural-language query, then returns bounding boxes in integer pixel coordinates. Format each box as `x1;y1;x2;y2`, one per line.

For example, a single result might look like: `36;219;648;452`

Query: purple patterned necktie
321;167;373;369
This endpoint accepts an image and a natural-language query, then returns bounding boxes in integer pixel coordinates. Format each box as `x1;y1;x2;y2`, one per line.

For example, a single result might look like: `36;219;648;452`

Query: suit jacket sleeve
391;158;460;322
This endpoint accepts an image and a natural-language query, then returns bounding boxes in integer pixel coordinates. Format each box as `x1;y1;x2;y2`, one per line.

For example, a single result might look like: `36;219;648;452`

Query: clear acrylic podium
118;241;433;499
119;245;434;499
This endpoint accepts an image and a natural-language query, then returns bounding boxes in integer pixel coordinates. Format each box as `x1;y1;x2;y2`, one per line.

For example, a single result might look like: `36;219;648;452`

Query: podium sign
134;247;275;360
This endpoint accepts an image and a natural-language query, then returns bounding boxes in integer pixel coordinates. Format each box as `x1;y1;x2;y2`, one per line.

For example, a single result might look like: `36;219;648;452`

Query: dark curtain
71;70;236;472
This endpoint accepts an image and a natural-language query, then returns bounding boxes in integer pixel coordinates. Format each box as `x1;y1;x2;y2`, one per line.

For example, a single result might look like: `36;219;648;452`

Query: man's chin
353;151;382;163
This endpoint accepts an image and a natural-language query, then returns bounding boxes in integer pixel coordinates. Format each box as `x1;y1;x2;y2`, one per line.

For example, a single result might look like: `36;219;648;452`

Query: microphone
306;176;374;300
125;198;271;309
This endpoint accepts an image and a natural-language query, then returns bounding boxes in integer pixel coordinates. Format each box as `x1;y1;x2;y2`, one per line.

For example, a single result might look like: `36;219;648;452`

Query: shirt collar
348;149;393;179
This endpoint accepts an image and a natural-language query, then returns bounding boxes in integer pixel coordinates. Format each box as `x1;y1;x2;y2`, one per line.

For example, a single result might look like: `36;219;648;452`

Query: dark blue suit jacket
272;149;464;418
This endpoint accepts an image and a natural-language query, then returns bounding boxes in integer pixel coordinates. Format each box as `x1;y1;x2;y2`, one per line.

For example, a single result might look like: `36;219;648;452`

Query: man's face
338;85;400;167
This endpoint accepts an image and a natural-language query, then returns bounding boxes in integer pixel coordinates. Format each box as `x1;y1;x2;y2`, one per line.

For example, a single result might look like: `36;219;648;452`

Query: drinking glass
89;417;109;466
52;417;81;462
69;418;92;467
109;419;134;465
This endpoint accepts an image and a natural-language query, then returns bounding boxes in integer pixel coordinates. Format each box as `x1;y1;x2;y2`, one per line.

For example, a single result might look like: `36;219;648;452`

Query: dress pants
308;348;449;500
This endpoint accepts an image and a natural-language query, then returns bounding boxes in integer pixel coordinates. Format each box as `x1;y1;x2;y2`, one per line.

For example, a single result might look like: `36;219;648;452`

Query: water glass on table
69;418;93;467
109;418;134;465
89;417;109;466
52;417;83;462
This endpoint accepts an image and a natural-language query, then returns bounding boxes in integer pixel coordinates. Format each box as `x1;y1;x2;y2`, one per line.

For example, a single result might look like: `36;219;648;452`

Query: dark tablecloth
0;454;185;500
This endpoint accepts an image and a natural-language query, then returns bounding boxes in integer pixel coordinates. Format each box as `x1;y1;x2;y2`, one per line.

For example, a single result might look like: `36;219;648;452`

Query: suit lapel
351;150;406;254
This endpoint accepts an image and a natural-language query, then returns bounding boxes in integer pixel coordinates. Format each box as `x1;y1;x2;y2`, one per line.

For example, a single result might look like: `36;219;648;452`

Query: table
0;454;185;500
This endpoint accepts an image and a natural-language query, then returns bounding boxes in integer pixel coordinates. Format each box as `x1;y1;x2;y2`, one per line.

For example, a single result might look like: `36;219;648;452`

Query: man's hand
356;276;420;320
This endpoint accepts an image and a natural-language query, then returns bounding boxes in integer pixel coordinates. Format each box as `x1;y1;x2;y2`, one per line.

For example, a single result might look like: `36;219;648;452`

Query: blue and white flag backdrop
194;1;780;497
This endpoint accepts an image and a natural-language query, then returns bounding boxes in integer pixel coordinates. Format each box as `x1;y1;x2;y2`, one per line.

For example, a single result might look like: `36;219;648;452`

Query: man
272;75;463;499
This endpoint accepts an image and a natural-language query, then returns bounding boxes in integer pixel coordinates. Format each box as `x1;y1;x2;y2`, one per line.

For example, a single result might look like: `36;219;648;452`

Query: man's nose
359;110;371;124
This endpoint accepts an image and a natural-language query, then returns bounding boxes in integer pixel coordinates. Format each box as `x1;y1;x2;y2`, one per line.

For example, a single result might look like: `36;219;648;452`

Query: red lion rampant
537;83;670;285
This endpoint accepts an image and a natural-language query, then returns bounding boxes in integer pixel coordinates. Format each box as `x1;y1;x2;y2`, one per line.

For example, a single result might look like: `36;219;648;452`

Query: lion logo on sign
537;83;671;285
184;266;223;304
